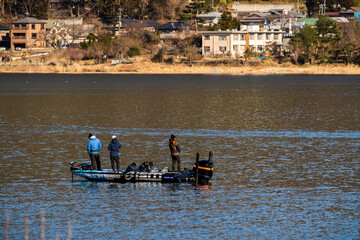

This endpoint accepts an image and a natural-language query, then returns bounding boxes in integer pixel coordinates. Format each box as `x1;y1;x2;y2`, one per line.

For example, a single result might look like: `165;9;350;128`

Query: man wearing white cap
87;134;102;170
108;135;122;171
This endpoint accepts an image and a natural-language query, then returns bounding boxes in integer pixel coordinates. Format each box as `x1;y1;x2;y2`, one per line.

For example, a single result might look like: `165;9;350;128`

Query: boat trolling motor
69;161;92;170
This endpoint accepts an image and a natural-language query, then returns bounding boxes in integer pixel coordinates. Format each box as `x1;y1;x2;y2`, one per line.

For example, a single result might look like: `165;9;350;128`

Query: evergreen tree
306;0;320;15
289;25;318;64
290;16;343;64
179;0;218;21
98;0;119;20
218;11;241;30
33;0;49;19
316;15;341;43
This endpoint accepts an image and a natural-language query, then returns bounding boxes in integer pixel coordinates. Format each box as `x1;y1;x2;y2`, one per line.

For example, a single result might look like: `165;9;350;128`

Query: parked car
0;47;6;51
15;47;22;51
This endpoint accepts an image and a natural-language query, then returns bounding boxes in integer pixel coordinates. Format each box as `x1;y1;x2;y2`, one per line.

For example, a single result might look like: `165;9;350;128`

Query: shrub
164;57;174;64
68;49;84;62
151;50;163;63
127;46;141;57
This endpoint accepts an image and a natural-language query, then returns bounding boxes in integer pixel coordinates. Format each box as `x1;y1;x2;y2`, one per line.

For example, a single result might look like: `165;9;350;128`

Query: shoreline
1;62;360;75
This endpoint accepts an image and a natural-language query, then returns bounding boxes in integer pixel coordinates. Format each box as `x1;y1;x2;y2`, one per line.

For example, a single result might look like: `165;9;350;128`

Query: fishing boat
70;152;213;185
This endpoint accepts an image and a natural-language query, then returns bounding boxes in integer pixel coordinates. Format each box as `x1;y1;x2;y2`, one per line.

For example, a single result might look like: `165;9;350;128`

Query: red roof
326;12;340;16
350;7;360;12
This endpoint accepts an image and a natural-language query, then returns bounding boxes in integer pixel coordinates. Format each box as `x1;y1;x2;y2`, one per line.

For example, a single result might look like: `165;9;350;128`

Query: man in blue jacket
108;135;122;171
87;135;102;170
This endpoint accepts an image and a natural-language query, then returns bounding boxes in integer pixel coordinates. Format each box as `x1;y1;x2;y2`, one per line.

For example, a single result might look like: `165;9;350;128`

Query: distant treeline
1;0;359;23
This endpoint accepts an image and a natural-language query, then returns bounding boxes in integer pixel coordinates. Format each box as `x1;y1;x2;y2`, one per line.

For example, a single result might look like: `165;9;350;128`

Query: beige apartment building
201;27;284;58
11;17;46;50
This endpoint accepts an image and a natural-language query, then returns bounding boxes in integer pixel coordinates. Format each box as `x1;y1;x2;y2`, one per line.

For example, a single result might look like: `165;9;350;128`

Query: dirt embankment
1;53;360;75
1;61;360;75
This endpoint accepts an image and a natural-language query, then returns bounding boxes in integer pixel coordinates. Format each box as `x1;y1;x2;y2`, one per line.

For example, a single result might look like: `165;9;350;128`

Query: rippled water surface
0;74;359;239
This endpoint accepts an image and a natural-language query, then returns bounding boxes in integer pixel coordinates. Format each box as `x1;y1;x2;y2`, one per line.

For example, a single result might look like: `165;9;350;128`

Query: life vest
170;140;179;155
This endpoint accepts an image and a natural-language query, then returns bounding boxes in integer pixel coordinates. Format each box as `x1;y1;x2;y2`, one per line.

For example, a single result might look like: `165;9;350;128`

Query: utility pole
319;0;326;15
9;3;13;57
117;7;122;34
118;7;122;26
297;0;299;12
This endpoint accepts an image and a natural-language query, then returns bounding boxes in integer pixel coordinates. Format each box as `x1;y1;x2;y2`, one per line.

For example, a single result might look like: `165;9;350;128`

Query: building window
266;34;270;40
233;34;239;40
13;33;26;39
233;45;239;51
274;34;279;40
204;35;210;40
219;35;226;41
257;34;263;40
204;46;210;52
41;24;44;30
32;24;35;29
241;34;245;40
32;33;37;39
219;46;226;52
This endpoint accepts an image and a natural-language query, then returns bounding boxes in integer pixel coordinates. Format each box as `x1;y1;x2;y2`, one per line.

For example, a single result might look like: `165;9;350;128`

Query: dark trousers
110;156;120;171
171;154;181;172
90;154;101;170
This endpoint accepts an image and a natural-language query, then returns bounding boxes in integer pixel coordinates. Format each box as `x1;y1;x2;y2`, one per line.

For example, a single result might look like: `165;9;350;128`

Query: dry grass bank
1;57;360;75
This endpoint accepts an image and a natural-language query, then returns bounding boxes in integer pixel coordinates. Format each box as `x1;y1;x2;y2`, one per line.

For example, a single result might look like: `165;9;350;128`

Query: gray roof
13;17;46;24
0;24;9;30
143;20;161;27
157;21;194;31
120;19;161;27
197;12;222;18
249;13;270;18
287;11;305;17
43;18;83;29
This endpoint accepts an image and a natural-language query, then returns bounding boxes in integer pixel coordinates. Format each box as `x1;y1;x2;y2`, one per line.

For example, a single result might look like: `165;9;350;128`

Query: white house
197;12;222;26
201;26;284;58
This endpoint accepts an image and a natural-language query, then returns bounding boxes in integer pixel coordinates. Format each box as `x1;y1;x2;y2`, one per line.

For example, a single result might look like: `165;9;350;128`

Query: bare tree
166;0;188;20
22;0;35;16
1;0;5;17
340;21;360;47
148;0;188;21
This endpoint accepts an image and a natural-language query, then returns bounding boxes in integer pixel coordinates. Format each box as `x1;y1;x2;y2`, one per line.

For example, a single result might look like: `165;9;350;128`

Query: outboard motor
193;152;213;185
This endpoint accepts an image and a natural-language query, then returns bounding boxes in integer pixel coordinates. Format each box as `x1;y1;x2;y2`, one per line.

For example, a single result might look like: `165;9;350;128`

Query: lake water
0;73;359;239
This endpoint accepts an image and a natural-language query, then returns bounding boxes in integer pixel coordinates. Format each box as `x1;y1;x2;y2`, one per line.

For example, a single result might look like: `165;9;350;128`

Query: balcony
13;36;26;39
13;27;28;30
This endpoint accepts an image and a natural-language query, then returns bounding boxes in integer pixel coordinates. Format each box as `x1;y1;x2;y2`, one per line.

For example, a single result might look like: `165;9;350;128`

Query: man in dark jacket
169;134;181;172
108;135;122;171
